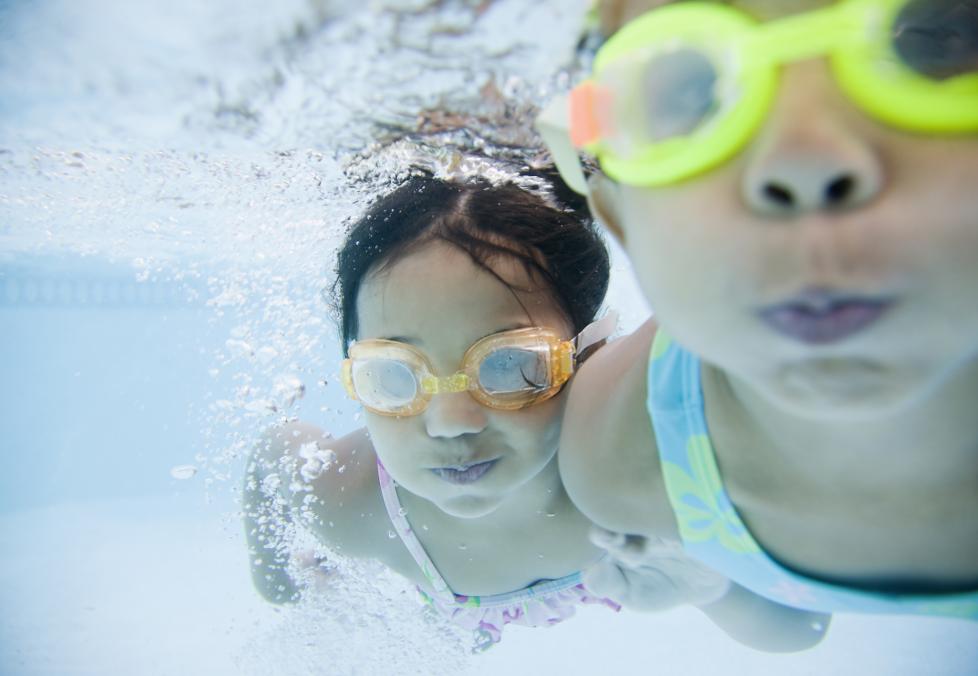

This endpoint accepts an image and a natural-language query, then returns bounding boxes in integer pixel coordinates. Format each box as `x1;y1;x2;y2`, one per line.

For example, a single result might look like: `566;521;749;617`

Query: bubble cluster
3;0;594;672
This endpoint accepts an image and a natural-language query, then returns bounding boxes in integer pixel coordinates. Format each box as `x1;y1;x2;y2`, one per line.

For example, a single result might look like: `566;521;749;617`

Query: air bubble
170;464;198;480
256;346;278;363
225;338;254;358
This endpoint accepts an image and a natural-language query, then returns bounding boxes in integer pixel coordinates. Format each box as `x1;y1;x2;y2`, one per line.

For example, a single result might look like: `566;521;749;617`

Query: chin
763;359;926;421
436;493;505;519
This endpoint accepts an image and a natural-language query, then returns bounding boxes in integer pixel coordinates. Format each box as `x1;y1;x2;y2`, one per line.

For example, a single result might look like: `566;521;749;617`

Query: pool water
1;1;976;674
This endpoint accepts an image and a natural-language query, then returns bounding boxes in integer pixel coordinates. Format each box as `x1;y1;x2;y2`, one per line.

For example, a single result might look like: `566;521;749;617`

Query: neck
704;356;978;487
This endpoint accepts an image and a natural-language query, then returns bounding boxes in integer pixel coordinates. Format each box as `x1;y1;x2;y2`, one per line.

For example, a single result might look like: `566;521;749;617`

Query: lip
758;289;893;345
430;459;499;485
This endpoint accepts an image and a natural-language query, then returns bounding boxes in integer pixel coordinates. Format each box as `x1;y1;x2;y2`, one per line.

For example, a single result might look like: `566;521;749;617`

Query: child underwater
244;167;828;650
539;0;978;620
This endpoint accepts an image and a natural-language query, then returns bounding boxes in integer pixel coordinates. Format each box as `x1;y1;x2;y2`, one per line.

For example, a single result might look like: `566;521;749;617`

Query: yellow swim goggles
537;0;978;192
341;314;616;417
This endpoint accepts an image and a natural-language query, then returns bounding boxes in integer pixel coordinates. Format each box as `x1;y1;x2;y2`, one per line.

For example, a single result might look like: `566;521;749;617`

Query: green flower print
650;330;673;362
661;434;761;554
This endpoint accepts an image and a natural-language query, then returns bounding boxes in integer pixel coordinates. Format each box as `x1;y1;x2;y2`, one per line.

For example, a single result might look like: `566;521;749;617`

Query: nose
741;61;884;216
424;392;489;439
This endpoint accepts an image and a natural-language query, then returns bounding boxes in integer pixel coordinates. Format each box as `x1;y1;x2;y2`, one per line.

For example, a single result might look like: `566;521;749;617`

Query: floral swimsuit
647;329;978;620
377;462;619;645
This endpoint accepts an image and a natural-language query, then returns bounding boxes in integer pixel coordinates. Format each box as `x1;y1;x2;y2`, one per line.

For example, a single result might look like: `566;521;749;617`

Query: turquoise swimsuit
647;329;978;620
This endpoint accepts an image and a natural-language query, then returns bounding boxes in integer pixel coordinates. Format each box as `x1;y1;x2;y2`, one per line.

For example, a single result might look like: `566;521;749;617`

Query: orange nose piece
570;81;611;148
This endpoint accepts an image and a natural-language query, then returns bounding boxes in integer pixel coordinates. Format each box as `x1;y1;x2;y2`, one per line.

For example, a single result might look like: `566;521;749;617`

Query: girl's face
355;240;573;518
597;0;978;419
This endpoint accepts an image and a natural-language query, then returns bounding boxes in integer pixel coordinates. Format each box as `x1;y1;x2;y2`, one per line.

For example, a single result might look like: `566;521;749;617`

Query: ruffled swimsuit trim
647;329;978;619
377;461;619;643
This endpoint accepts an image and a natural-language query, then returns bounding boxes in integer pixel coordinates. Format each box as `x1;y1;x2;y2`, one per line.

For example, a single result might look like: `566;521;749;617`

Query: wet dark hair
331;167;610;355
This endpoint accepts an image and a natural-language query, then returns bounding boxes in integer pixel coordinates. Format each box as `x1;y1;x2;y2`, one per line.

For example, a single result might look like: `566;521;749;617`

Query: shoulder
251;421;391;558
559;318;677;537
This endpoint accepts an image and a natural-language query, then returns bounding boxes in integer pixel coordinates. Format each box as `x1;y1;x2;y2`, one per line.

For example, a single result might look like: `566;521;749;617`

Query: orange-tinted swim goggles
341;314;616;417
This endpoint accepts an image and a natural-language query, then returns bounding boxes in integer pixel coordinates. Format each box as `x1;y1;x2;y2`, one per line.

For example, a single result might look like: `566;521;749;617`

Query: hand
289;548;335;594
583;526;731;611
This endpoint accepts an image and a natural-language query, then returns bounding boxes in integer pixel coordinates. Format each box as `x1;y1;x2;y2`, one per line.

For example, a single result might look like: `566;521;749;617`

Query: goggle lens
640;49;721;142
892;0;978;81
603;47;722;158
477;345;551;396
351;358;418;411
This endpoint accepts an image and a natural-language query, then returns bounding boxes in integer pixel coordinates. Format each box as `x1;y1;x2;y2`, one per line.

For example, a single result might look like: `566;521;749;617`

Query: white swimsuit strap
376;461;457;604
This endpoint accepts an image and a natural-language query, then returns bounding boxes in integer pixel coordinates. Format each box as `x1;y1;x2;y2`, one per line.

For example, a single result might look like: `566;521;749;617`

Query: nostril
825;175;856;205
762;182;795;207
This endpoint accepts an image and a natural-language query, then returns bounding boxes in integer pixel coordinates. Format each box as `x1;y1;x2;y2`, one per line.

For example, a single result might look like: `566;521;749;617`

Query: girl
543;0;978;620
244;168;828;649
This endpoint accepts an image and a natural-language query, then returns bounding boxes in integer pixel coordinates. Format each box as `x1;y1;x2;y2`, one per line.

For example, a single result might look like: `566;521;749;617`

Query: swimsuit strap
376;461;457;604
376;460;588;608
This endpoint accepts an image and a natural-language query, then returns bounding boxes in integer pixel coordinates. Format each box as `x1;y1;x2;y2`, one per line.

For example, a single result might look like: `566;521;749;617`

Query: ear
586;173;627;245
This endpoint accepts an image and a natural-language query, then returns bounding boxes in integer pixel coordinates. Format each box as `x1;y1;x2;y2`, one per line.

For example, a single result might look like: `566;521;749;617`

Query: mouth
758;288;894;345
430;459;499;485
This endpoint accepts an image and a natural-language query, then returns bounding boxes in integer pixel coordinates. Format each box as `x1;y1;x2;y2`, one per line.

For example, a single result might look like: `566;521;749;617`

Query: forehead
356;241;568;348
611;0;833;25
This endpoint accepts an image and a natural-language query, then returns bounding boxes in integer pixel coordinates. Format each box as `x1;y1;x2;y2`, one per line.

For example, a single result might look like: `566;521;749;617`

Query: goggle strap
574;310;619;363
535;93;590;195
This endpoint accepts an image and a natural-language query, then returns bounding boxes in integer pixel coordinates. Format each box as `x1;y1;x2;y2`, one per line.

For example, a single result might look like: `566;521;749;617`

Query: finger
589;527;653;565
614;534;653;565
620;567;686;612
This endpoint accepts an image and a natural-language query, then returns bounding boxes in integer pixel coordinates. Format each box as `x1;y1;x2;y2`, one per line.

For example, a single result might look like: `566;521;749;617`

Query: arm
243;444;302;603
560;319;672;535
584;527;829;652
699;584;830;653
561;321;829;651
242;422;375;604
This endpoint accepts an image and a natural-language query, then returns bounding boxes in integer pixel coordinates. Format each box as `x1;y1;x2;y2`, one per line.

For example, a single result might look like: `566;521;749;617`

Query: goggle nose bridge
420;371;471;395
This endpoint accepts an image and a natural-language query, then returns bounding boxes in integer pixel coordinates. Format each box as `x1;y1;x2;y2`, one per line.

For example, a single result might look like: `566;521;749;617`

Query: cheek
364;415;424;465
493;396;563;453
856;138;978;299
619;185;745;313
